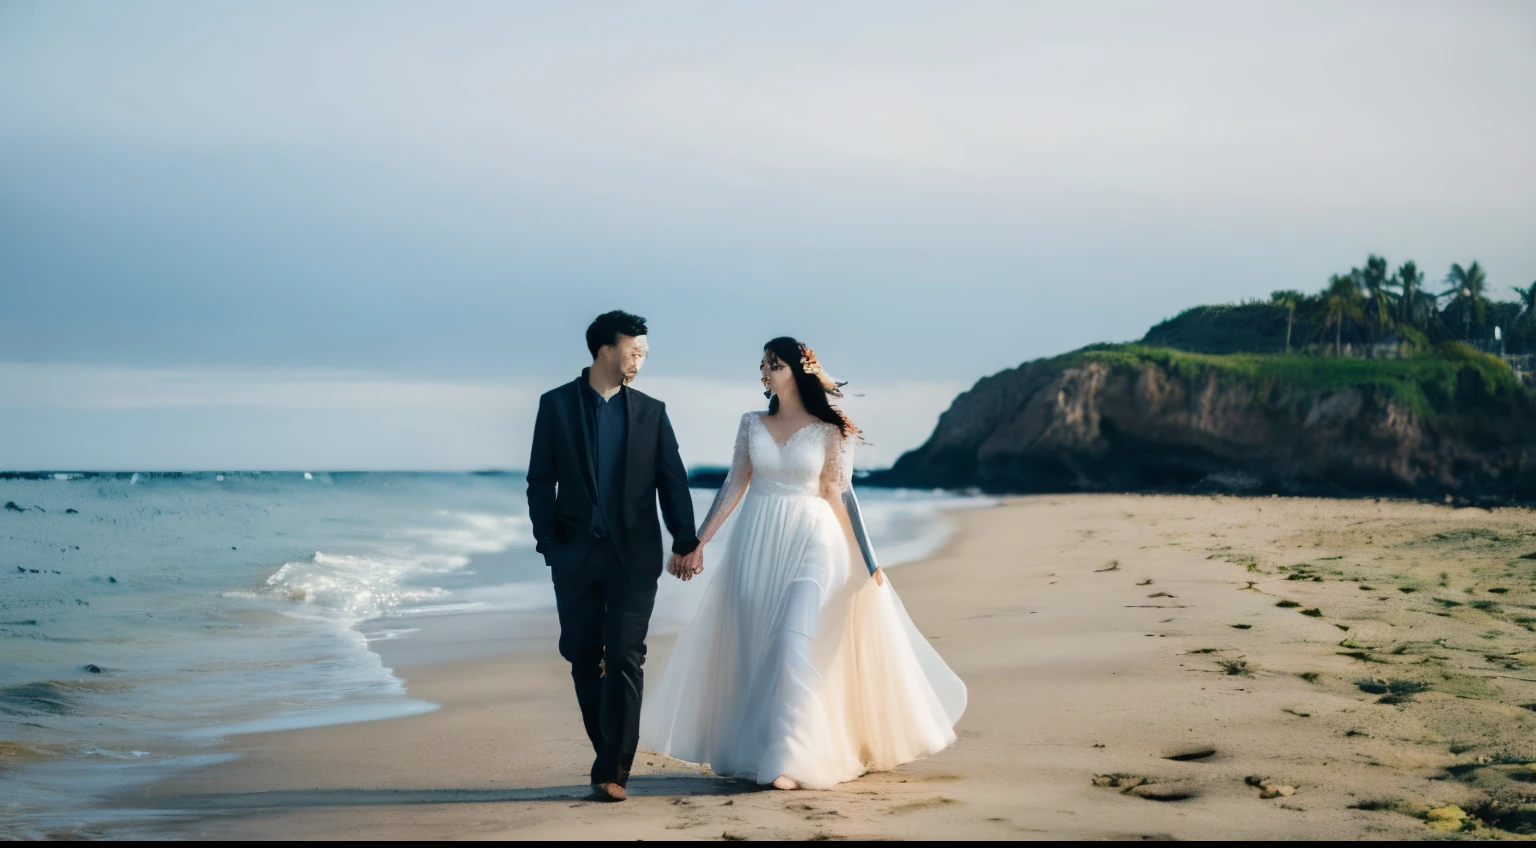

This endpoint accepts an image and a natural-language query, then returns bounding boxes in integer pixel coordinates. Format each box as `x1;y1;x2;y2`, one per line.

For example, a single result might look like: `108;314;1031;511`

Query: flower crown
798;344;846;398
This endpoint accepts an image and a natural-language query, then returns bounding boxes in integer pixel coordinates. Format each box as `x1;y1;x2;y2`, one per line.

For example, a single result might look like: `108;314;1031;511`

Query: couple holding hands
526;310;964;801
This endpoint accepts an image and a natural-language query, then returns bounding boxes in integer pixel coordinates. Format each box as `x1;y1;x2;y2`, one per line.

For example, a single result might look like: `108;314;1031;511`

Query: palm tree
1440;261;1488;340
1513;282;1536;324
1270;289;1305;353
1512;282;1536;355
1360;255;1395;338
1325;273;1365;355
1392;260;1431;328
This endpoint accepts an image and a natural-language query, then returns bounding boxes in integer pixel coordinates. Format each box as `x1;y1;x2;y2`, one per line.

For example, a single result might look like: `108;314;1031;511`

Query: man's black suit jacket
526;373;699;578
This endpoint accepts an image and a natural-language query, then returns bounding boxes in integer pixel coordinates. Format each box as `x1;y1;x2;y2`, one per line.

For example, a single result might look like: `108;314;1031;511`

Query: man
526;310;703;802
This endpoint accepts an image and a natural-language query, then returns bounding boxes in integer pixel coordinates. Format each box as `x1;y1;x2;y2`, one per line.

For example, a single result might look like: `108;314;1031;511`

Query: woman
640;337;966;790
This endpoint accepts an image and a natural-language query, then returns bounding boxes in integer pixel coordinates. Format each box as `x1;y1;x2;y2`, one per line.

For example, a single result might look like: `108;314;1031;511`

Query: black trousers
552;538;658;787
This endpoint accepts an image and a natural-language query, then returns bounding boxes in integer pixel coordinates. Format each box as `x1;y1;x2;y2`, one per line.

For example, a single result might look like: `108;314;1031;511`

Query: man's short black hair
586;310;648;358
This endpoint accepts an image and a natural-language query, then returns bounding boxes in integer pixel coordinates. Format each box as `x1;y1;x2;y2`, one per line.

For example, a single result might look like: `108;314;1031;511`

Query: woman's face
760;350;796;398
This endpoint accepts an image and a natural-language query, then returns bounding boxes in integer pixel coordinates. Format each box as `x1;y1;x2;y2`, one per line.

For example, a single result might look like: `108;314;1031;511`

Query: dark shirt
581;373;626;539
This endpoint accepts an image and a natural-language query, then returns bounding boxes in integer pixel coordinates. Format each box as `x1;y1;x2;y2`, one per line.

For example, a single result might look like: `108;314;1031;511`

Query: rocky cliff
868;345;1536;502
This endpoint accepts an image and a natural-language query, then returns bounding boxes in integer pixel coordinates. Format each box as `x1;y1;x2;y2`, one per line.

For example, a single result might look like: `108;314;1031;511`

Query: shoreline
858;481;1536;511
0;481;969;839
113;494;1536;839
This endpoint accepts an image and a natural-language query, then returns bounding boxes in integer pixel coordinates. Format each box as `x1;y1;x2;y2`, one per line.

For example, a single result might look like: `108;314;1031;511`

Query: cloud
0;1;1532;468
5;1;1532;210
615;8;1535;210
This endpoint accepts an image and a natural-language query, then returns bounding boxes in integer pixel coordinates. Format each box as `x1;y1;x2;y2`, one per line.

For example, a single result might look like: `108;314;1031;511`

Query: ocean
0;471;984;838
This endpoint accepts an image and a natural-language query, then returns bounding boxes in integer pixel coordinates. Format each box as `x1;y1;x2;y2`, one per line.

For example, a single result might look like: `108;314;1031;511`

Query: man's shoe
592;782;627;802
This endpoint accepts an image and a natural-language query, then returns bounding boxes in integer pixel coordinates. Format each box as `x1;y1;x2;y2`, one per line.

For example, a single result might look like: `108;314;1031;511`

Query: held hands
666;553;687;581
667;547;705;581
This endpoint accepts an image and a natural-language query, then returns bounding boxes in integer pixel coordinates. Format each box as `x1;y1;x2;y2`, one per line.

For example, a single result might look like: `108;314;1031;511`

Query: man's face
612;334;648;384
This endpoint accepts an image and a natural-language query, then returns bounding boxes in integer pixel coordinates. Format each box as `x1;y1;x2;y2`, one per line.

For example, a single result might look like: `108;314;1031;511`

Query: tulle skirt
640;487;966;788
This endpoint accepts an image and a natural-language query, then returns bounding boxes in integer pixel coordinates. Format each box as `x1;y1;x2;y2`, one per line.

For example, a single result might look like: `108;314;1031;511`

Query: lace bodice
738;414;840;498
697;412;876;576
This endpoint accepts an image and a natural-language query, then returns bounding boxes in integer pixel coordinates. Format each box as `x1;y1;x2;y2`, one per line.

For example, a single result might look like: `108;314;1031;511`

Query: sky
2;0;1534;470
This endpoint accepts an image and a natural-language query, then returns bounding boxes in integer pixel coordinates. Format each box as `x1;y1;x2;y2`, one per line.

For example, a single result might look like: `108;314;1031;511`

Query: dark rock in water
74;599;88;606
687;467;732;488
16;566;23;573
28;569;39;574
84;664;103;674
4;501;23;512
868;344;1536;502
64;508;79;514
108;576;117;583
231;546;237;551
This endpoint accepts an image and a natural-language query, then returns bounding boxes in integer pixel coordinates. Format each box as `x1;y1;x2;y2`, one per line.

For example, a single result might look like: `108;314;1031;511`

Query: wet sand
122;494;1536;839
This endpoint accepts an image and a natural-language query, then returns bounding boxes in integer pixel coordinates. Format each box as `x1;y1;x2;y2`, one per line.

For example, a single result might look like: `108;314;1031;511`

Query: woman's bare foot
771;775;800;790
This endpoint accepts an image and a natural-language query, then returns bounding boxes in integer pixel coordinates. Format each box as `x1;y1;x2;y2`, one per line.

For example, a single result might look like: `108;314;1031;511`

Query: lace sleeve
698;413;755;544
821;425;856;495
822;428;879;577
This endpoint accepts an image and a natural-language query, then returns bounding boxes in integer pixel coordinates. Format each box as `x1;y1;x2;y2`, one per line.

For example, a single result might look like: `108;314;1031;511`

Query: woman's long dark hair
763;337;858;440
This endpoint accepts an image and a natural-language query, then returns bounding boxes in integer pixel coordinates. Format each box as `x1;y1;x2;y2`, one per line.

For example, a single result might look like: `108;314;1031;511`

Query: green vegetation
877;253;1536;501
1348;798;1400;812
1356;679;1430;704
1218;659;1251;675
1071;341;1526;422
1141;254;1536;357
1339;650;1386;663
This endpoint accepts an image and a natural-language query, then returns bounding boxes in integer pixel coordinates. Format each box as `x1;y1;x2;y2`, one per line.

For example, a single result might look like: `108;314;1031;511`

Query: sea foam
262;552;457;620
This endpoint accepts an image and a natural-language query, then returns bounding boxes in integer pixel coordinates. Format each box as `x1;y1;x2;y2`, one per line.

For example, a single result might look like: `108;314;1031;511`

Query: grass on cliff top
1068;342;1526;420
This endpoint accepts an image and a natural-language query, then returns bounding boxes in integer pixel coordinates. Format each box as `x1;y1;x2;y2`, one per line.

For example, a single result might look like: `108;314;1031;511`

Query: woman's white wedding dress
640;413;966;788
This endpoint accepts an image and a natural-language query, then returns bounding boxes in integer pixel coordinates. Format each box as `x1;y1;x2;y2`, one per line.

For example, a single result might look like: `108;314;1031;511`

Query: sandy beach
119;494;1536;840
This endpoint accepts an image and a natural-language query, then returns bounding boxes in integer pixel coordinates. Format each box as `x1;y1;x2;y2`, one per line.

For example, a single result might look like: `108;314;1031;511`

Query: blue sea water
0;471;980;837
